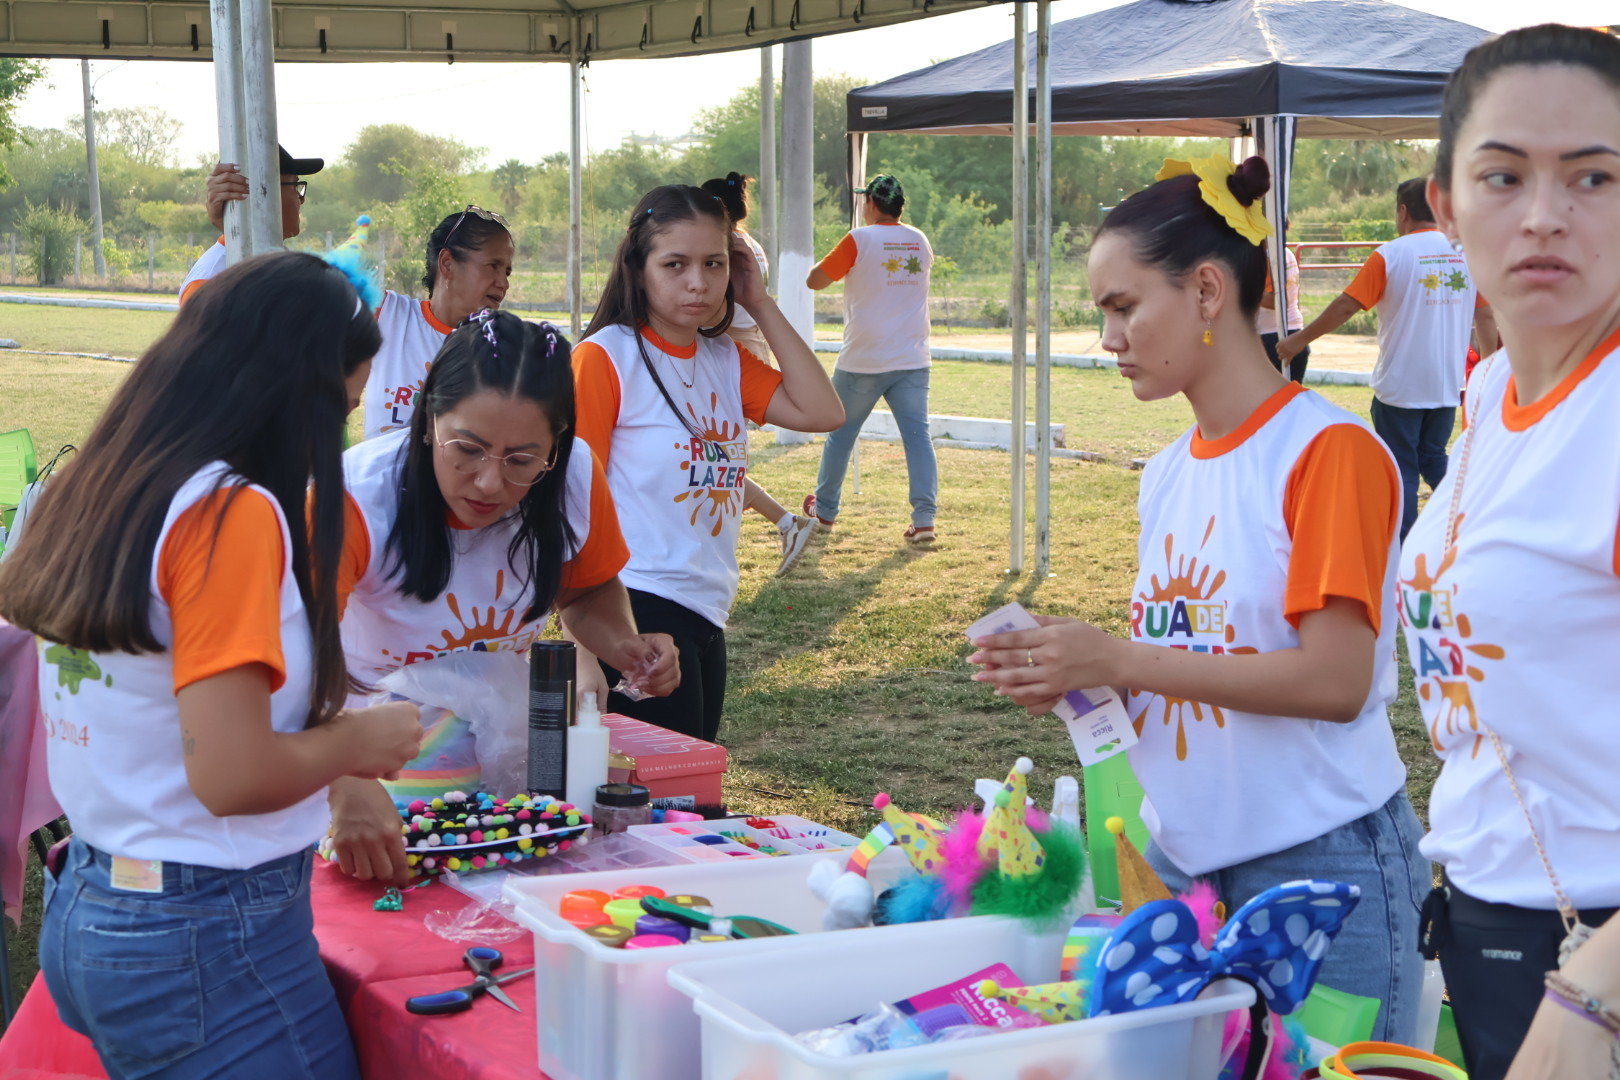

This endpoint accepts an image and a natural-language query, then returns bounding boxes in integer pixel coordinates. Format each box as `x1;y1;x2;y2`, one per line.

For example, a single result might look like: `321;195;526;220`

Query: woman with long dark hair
0;251;424;1078
971;157;1427;1043
572;184;843;742
326;308;681;884
363;206;515;440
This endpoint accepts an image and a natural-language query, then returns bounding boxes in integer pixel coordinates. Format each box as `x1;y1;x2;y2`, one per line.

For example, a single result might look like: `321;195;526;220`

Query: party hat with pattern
1107;816;1171;914
871;793;945;875
978;978;1088;1024
975;757;1045;879
323;214;383;311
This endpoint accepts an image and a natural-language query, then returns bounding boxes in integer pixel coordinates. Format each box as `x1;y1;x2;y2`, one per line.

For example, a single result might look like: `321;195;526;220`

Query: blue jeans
814;367;938;526
40;837;359;1080
1370;398;1456;540
1145;790;1430;1046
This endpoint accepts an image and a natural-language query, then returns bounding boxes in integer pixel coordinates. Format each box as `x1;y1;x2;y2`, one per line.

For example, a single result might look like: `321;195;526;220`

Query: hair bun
1227;156;1272;207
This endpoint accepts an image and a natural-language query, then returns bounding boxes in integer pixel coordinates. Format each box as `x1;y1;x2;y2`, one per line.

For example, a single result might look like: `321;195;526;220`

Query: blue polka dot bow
1089;880;1361;1018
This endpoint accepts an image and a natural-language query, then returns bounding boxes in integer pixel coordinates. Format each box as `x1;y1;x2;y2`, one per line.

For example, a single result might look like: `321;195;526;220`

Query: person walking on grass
804;174;938;544
1277;179;1496;538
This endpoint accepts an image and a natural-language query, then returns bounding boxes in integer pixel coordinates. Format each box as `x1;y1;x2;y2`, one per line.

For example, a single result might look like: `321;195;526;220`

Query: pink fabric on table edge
0;617;60;925
311;859;535;1009
349;970;546;1080
0;976;106;1079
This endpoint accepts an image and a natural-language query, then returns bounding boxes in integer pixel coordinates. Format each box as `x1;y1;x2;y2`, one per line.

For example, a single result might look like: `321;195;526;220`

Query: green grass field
1;303;1433;1009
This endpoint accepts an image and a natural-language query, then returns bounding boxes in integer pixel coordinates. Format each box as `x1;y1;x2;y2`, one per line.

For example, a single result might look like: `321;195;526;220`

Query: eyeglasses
445;204;508;244
433;423;557;487
281;179;308;201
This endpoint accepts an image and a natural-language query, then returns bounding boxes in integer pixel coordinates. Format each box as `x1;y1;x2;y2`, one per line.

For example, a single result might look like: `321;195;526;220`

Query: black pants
1424;877;1617;1080
600;588;727;744
1260;330;1310;383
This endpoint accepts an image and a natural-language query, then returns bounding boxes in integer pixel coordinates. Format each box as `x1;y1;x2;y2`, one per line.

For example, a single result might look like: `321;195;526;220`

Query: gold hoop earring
1202;323;1214;347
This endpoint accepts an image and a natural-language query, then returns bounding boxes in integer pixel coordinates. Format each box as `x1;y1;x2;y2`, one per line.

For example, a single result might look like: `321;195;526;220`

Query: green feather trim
968;822;1085;930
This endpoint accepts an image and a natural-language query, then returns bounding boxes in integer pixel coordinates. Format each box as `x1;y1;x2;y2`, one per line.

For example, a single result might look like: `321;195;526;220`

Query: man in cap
179;144;324;304
804;174;939;544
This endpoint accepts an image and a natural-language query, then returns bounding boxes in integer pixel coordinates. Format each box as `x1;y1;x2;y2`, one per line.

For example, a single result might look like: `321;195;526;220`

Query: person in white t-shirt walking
805;175;938;544
1278;179;1496;537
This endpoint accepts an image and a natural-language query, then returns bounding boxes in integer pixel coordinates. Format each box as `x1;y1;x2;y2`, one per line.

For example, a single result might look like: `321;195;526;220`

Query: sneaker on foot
904;524;936;544
775;515;817;577
802;494;834;529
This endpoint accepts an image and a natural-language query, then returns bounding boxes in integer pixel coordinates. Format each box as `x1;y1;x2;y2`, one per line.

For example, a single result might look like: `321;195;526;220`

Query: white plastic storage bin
668;915;1255;1080
504;848;919;1080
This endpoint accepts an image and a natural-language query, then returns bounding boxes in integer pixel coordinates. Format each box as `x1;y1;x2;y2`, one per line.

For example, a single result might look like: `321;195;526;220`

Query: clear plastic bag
794;1003;931;1057
376;652;531;796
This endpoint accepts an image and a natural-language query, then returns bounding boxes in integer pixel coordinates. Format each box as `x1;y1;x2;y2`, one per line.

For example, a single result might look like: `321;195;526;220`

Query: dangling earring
1202;322;1214;347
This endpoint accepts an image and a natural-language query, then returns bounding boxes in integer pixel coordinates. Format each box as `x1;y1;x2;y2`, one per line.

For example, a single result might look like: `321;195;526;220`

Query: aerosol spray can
527;641;576;798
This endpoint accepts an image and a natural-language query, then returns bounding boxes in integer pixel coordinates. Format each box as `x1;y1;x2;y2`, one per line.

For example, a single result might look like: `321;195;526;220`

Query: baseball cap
279;144;324;177
853;175;903;202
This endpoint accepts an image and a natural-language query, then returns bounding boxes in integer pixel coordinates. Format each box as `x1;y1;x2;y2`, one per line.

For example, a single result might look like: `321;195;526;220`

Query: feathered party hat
975;757;1045;879
871;793;946;875
323;214;383;312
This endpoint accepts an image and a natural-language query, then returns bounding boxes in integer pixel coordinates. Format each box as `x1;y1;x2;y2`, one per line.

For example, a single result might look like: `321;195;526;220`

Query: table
0;860;548;1079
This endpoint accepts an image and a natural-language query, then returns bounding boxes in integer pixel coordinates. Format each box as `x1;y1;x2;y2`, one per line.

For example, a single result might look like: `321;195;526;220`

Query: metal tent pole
209;0;247;263
1009;3;1029;575
568;22;584;336
776;39;815;447
238;0;281;253
1255;115;1295;356
846;130;867;486
759;44;777;285
1034;0;1053;578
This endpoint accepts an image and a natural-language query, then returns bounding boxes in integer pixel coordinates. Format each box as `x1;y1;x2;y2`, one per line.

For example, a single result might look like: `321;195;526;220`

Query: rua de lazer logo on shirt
1127;518;1257;761
671;396;747;537
1397;533;1505;759
377;570;541;668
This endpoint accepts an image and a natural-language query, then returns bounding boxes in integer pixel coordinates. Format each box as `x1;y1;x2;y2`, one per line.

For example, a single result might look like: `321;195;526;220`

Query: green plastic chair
1081;752;1151;908
0;428;38;544
1297;983;1382;1047
1433;1003;1464;1067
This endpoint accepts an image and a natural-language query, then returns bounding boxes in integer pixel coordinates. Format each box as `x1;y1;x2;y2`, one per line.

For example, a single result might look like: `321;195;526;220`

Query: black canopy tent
843;0;1489;572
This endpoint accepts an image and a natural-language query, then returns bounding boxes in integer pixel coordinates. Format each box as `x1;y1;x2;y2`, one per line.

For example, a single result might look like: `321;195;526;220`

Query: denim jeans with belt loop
40;835;359;1080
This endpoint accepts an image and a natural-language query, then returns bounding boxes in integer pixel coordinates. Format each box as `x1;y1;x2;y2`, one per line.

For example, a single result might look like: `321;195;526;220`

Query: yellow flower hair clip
1155;155;1274;247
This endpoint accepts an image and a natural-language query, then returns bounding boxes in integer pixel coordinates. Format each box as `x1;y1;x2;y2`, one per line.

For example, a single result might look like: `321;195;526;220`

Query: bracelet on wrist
1545;971;1620;1037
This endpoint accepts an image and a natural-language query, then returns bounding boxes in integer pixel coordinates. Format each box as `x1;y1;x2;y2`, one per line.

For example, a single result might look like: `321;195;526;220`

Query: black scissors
405;947;534;1015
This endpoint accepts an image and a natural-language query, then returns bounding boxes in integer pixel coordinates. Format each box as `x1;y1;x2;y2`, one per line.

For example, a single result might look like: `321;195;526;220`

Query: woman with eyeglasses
362;205;515;441
325;309;681;884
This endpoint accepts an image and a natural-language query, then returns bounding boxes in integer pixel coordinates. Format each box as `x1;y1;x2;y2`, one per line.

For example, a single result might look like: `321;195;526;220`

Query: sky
12;0;1615;171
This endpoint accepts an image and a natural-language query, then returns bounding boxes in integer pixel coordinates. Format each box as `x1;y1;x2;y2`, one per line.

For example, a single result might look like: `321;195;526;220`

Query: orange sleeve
817;233;858;282
157;488;287;694
179;279;207;306
1342;251;1386;311
560;447;630;591
571;341;622;467
337;492;371;617
1281;424;1399;634
736;344;785;425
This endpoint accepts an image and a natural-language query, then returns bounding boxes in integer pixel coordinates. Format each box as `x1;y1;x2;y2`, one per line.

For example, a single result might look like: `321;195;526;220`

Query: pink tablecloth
0;861;545;1079
0;618;60;925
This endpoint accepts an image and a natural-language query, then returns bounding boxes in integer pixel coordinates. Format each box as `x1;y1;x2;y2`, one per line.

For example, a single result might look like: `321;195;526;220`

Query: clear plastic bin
667;914;1255;1080
504;848;924;1080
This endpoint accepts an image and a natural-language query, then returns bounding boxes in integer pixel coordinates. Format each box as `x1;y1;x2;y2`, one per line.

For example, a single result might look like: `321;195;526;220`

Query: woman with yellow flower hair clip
971;155;1428;1044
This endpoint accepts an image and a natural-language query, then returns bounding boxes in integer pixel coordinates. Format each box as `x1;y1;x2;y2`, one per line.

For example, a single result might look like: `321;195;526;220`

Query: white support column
209;0;247;263
1034;0;1053;578
238;0;281;253
568;26;584;336
758;44;777;288
775;38;815;447
1255;115;1296;351
846;130;866;485
1008;3;1028;575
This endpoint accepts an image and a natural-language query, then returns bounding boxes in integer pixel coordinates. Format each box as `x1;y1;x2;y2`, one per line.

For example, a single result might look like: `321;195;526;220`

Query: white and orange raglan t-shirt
572;323;783;629
178;237;228;305
817;222;933;374
1128;383;1408;876
1345;229;1482;409
336;428;628;687
361;290;456;441
38;465;329;868
1402;331;1620;911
